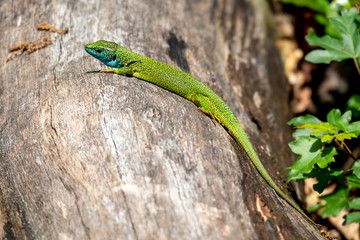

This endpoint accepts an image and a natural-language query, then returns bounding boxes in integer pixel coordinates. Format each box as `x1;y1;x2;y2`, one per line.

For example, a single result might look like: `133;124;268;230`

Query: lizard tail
226;120;316;224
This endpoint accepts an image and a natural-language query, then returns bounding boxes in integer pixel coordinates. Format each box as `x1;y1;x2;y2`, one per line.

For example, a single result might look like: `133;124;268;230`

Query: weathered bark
0;0;322;239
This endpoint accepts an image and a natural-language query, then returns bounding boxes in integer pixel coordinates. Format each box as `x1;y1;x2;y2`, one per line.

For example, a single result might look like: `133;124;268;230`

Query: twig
353;57;360;76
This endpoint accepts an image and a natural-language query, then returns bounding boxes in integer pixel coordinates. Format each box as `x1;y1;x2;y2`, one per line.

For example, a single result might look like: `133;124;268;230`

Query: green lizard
85;40;315;225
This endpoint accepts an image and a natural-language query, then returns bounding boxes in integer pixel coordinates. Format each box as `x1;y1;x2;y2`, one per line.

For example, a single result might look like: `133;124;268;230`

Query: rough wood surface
0;0;323;239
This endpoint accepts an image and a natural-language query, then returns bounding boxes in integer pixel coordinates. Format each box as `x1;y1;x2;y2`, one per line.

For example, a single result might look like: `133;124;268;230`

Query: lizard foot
198;107;219;125
100;69;116;73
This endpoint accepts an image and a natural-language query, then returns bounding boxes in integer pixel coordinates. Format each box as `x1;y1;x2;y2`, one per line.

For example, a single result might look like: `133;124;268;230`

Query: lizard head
85;40;124;68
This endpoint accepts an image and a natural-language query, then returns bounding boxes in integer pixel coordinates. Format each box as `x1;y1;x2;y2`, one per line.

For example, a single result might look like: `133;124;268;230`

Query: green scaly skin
85;40;315;225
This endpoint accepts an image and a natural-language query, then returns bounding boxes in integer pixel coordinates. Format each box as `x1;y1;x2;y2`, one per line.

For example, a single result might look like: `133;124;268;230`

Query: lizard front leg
101;66;134;75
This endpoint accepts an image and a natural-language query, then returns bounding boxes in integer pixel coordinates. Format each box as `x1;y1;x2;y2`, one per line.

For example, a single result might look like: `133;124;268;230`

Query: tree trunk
0;0;322;239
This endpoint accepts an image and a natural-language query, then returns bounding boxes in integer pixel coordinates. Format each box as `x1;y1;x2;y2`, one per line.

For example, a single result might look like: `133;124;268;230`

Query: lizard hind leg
191;94;220;125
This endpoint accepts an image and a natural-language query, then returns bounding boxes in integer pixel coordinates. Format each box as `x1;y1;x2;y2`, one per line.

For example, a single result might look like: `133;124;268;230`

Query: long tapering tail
227;120;315;224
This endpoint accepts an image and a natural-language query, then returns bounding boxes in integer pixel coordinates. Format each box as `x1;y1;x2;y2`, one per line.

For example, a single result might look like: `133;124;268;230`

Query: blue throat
85;47;123;68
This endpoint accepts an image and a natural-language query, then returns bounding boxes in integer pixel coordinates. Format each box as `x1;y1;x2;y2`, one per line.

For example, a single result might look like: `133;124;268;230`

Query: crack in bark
49;105;59;137
47;104;63;162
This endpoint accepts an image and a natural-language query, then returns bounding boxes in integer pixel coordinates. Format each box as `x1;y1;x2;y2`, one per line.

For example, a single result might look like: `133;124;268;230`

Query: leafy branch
287;110;360;224
305;6;360;74
283;3;360;225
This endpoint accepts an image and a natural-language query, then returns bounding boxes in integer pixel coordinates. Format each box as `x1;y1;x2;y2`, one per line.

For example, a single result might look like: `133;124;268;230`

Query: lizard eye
95;49;102;53
112;55;117;61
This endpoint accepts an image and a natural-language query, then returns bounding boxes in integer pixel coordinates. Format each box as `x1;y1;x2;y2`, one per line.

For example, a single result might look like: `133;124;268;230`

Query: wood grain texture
0;0;322;239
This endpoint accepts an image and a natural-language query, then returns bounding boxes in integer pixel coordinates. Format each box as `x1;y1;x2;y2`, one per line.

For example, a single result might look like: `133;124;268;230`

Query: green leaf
321;134;334;142
320;187;349;218
347;174;360;190
344;121;360;136
285;137;337;182
337;111;351;131
343;211;360;225
279;0;331;14
330;8;360;54
318;147;338;168
288;114;322;139
350;198;360;209
324;20;342;39
347;94;360;119
335;132;357;141
347;94;360;111
308;203;324;212
288;114;322;126
302;166;344;193
305;29;353;63
342;110;352;123
286;137;321;182
351;160;360;178
293;128;316;139
327;109;342;125
327;109;353;131
297;122;337;135
305;7;360;64
346;199;360;225
327;109;350;131
280;0;341;38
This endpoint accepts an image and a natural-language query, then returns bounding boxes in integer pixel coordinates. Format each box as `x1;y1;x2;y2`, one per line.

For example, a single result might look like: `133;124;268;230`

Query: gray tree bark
0;0;323;239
